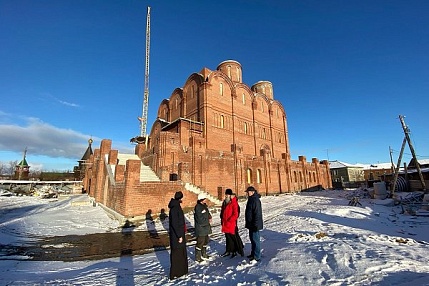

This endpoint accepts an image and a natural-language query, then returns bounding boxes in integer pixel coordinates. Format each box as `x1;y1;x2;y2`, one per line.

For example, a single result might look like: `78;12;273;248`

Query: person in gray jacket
194;193;212;262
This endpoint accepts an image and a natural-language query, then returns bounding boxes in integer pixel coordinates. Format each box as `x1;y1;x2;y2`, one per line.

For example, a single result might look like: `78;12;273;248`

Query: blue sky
1;0;428;171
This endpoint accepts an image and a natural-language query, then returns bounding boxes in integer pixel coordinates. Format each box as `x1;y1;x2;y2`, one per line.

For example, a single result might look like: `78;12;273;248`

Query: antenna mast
140;6;151;140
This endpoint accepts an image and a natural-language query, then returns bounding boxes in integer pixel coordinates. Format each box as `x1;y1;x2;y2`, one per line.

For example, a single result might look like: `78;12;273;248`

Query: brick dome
217;60;242;83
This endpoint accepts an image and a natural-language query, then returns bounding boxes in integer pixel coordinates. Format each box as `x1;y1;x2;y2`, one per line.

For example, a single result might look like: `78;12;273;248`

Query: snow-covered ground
1;189;429;285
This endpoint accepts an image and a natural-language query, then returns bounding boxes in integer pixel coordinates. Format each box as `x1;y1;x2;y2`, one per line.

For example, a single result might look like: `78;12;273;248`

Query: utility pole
389;146;395;173
398;115;426;192
391;138;406;195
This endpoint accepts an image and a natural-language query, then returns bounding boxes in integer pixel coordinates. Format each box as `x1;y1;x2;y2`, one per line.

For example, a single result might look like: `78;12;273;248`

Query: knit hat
198;193;207;201
245;186;256;193
174;191;183;200
225;188;233;195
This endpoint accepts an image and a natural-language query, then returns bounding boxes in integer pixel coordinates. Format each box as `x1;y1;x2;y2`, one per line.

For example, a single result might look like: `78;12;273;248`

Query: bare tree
0;162;5;175
30;169;42;180
7;160;18;176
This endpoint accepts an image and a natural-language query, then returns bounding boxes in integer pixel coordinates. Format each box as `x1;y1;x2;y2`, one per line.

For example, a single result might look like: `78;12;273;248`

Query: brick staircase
116;153;160;182
184;182;222;205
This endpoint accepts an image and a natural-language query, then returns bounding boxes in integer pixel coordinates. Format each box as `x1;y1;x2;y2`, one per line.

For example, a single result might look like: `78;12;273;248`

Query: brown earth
0;229;196;262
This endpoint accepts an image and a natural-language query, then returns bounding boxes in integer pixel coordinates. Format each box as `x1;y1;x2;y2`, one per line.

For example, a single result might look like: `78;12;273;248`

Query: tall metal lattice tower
137;6;151;143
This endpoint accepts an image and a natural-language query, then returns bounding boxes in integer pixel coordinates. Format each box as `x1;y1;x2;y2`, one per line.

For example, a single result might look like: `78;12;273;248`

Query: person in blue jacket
244;186;263;261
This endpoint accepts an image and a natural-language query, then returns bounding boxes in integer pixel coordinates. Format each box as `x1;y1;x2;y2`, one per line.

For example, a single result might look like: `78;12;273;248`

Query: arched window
220;115;225;128
227;66;231;78
244;122;248;134
247;169;252;184
242;93;245;105
237;67;240;82
257;169;262;183
299;172;303;182
220;83;223;96
294;171;297;183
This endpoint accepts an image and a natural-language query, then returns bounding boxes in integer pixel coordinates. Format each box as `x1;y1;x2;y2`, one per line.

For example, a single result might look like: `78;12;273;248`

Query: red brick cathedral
84;60;332;220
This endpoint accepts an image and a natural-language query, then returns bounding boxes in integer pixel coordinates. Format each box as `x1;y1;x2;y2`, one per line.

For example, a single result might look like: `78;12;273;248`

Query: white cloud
39;92;80;108
58;100;80;108
0;116;96;160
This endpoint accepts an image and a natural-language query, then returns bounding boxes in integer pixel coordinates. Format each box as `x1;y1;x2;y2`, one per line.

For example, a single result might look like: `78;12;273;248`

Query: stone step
140;165;160;182
184;182;222;205
115;153;160;182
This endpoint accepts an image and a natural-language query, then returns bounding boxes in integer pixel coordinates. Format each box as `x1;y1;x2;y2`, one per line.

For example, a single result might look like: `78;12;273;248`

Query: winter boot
202;246;210;259
195;248;203;263
221;251;230;257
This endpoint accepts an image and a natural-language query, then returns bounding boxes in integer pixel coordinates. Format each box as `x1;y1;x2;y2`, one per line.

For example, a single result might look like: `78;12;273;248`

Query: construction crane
131;6;151;145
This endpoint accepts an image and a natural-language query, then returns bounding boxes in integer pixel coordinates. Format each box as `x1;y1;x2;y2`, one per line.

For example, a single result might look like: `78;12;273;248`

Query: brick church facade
84;60;332;221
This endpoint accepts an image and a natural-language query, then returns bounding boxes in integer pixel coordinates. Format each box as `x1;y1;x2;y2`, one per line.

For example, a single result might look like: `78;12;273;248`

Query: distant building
14;149;30;180
329;161;364;188
74;138;93;183
361;162;394;181
407;158;429;171
402;158;429;191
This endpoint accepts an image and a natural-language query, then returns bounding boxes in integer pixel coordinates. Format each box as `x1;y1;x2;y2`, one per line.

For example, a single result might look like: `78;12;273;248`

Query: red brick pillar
115;165;125;182
108;150;118;165
135;143;146;158
125;160;141;187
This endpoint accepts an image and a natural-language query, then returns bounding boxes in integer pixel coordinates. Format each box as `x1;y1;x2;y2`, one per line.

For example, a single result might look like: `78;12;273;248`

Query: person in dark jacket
244;186;263;261
194;193;212;262
168;191;188;280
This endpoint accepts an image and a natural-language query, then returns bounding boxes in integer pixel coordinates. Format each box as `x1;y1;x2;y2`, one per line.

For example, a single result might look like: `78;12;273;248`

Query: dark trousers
225;233;235;252
196;235;209;251
225;229;244;256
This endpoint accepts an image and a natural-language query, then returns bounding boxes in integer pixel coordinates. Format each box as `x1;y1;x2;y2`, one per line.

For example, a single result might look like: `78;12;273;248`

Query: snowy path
1;190;428;285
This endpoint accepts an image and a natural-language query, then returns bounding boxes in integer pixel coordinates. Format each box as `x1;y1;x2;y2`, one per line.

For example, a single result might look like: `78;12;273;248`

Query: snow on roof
360;162;394;170
329;161;396;170
399;167;429;174
416;159;429;165
329;160;363;169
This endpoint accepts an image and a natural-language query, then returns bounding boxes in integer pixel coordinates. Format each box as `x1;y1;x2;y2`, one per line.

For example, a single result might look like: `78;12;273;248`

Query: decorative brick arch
168;88;184;120
260;144;271;157
206;70;237;98
157;99;170;121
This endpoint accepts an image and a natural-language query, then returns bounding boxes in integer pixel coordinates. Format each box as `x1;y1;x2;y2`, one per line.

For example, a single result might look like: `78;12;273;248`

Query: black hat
174;191;183;200
225;188;233;195
245;186;256;193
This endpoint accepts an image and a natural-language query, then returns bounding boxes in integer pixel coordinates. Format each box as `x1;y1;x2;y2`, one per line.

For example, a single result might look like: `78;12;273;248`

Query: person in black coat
193;193;212;262
244;186;263;261
168;191;188;280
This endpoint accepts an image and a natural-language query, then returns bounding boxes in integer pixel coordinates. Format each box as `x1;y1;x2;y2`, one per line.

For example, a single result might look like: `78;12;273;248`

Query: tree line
0;160;71;177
